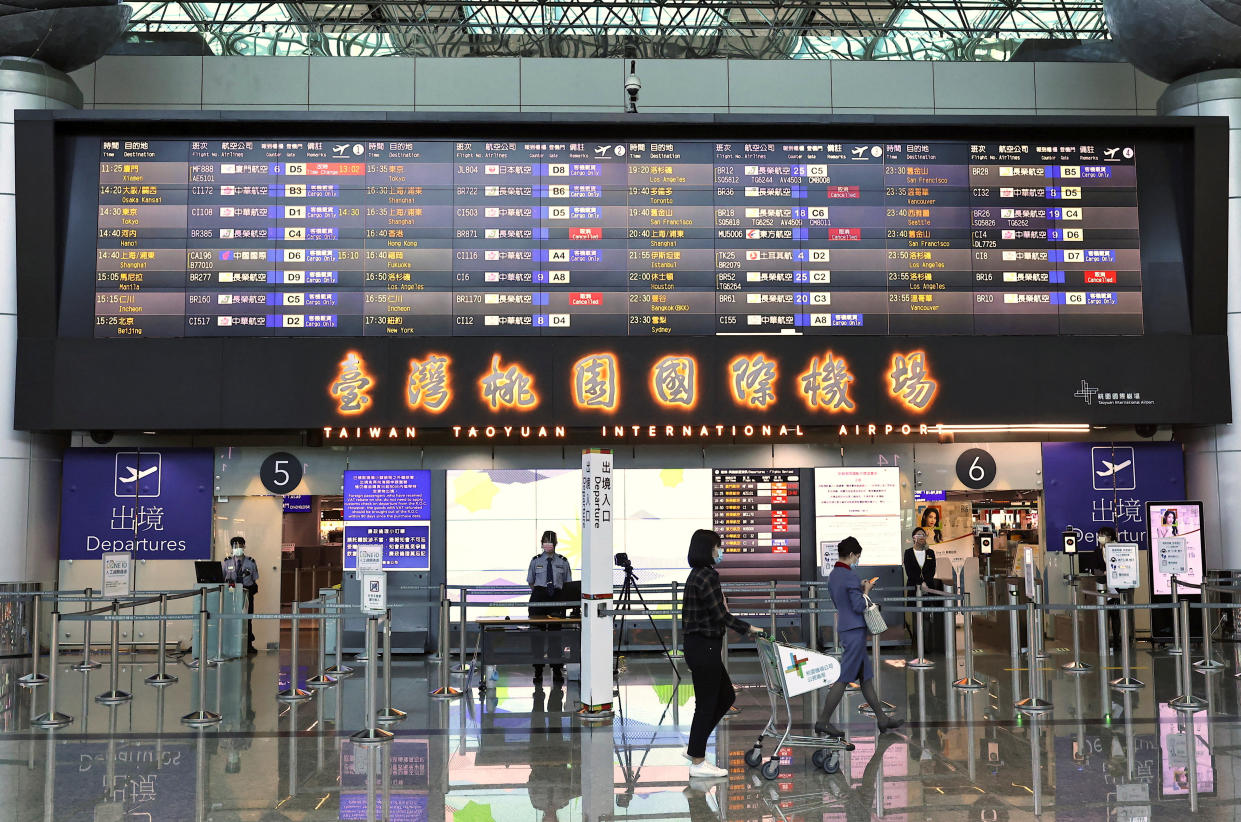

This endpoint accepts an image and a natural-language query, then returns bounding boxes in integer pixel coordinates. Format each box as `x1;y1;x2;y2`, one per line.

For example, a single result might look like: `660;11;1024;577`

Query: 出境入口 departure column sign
711;469;801;554
93;138;1142;337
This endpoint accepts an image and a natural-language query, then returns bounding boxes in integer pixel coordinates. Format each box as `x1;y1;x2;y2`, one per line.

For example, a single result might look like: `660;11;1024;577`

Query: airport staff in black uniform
527;530;571;683
223;536;260;654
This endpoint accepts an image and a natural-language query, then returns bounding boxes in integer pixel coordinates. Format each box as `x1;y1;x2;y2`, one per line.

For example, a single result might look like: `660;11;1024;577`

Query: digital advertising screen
1159;705;1215;798
16;114;1231;433
1148;501;1204;596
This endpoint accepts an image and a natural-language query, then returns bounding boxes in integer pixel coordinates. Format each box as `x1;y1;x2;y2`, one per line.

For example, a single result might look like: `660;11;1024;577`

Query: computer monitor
195;560;225;584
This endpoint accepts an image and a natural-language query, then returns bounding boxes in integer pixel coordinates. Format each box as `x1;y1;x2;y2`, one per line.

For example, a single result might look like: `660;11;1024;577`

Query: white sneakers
688;760;728;778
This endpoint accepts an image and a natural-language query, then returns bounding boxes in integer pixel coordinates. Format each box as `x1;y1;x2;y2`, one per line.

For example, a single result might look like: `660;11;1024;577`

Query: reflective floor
0;631;1238;821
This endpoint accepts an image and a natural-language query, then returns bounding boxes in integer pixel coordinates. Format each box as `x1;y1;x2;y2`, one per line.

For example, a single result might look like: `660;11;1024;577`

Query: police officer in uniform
527;530;571;683
223;536;260;654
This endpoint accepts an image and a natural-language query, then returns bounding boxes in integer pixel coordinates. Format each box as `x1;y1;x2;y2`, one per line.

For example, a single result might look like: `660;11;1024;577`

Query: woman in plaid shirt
681;528;764;778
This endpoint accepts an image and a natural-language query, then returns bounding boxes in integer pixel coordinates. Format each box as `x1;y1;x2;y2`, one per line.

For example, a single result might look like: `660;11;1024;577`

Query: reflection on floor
0;638;1236;821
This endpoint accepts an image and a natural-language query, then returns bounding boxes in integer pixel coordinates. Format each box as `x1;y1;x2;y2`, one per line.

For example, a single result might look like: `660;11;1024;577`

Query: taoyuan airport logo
114;451;161;497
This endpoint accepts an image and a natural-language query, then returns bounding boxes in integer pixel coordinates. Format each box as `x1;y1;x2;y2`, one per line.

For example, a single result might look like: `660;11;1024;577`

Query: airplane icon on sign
118;465;158;484
332;144;350;156
1095;459;1132;478
851;146;867;157
1104;147;1120;159
594;145;611;156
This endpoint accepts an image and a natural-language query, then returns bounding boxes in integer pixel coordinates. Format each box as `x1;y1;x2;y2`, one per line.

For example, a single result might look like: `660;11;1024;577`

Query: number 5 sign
261;452;304;495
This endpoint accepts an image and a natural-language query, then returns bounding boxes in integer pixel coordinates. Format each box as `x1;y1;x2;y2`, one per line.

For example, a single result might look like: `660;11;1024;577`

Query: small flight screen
92;137;1142;338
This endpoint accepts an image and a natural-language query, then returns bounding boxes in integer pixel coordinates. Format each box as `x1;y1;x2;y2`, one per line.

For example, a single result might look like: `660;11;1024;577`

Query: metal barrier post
430;583;447;662
943;585;956;679
1015;601;1051;713
859;629;895;717
189;588;208;669
908;592;932;669
32;610;72;728
325;593;354;677
1096;585;1111;663
430;595;462;699
210;587;227;665
307;602;337;689
1110;599;1143;690
1168;595;1207;711
1169;584;1184;656
278;601;313;702
182;605;222;726
74;588;100;671
1032;579;1047;661
145;594;177;686
378;608;406;724
1063;580;1091;674
670;582;683;658
806;583;817;652
1193;593;1223;671
18;593;46;687
351;615;394;744
1007;585;1020;662
97;601;132;704
953;592;984;690
451;588;470;674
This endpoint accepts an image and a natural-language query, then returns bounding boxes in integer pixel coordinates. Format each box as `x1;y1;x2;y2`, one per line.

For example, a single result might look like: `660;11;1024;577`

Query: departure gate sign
93;139;1142;338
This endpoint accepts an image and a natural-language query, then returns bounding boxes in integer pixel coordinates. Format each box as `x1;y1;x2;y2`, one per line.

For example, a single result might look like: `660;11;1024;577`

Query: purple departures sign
60;448;214;560
343;470;432;571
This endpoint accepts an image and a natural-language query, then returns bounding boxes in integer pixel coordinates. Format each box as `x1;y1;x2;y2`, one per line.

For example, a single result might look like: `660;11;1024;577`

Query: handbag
863;595;886;636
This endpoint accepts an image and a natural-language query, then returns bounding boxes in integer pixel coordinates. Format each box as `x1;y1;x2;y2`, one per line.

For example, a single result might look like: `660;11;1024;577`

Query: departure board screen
711;469;800;555
94;137;1142;338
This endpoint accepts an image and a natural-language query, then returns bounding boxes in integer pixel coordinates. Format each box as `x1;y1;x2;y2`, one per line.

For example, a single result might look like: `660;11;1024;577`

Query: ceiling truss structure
121;0;1109;59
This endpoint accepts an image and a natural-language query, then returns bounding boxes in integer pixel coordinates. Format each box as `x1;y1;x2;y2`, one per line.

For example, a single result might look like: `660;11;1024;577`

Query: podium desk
192;584;247;661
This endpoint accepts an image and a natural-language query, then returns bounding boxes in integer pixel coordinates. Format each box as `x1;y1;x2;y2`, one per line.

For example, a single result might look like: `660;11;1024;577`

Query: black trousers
684;632;735;758
529;587;564;671
244;586;257;646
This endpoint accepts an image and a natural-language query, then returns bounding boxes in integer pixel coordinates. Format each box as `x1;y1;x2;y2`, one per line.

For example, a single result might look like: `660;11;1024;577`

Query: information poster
815;467;901;570
1106;543;1140;590
343;470;432;571
1148;502;1203;596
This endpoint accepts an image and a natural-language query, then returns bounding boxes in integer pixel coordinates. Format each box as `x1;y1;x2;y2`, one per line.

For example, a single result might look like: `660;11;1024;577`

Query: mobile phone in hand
867;577;879;585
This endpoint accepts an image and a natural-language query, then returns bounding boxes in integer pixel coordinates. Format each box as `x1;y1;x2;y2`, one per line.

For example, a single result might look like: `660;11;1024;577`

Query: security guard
223;536;260;654
527;530;572;683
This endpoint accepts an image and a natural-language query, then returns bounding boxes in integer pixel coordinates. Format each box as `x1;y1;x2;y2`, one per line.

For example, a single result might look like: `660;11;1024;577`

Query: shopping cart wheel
811;749;826;769
744;747;763;768
761;760;781;780
821;751;841;775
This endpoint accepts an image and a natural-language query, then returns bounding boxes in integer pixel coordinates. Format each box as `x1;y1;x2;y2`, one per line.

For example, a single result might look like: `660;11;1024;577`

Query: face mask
713;549;724;564
232;547;243;557
542;542;555;553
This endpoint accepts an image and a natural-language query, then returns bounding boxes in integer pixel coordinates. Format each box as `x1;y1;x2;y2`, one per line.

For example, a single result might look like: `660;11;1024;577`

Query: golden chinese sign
887;351;938;412
797;351;855;412
650;355;697;409
728;354;778;409
330;352;374;415
479;354;538;411
572;353;619;412
406;353;452;413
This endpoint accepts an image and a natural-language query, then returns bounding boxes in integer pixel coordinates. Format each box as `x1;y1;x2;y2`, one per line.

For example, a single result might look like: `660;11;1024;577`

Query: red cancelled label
569;227;602;240
773;546;789;554
1084;270;1117;284
569;292;602;306
829;228;861;241
826;186;860;199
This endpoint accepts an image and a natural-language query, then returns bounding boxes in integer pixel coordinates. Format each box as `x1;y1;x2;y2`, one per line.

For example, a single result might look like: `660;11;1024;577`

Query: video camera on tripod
611;552;679;680
614;552;633;570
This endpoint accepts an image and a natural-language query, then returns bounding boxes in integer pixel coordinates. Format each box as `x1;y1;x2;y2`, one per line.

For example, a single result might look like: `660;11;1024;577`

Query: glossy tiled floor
0;629;1237;821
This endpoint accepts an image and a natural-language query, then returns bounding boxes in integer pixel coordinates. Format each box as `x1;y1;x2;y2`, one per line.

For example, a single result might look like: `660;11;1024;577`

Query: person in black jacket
681;528;764;779
903;527;943;652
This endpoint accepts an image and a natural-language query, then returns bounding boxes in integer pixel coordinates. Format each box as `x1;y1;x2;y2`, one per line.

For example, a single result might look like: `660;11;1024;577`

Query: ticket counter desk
192;584;247;661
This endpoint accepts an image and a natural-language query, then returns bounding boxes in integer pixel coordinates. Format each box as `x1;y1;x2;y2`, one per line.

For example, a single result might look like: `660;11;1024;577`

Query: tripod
613;562;680;680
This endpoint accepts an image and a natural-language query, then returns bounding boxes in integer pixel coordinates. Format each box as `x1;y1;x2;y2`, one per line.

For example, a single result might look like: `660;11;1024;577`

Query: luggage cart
746;636;855;780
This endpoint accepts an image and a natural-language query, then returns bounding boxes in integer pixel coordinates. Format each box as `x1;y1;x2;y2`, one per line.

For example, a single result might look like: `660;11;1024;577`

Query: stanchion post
96;600;131;704
1007;585;1020;662
429;583;447;662
1194;590;1223;671
181;605;222;726
1110;598;1143;690
1015;601;1052;713
953;592;984;690
278;601;313;702
351;615;394;744
325;592;353;677
378;608;406;724
75;588;100;671
806;583;817;652
451;588;470;674
1096;584;1111;662
670;582;683;659
1063;580;1091;674
859;627;895;717
1032;578;1047;661
145;594;177;686
1169;594;1207;711
908;591;932;669
1170;584;1184;657
307;602;337;689
32;610;72;728
768;581;777;638
430;594;462;699
210;587;227;665
18;593;46;687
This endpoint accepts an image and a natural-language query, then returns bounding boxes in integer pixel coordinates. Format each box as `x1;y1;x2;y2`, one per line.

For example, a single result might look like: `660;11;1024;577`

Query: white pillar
0;58;78;595
1163;71;1241;569
578;448;614;717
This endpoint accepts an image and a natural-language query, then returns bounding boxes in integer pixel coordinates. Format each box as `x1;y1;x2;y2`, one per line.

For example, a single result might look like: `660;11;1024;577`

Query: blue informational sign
1042;442;1185;552
343;470;432;571
57;741;195;821
283;494;312;513
60;448;213;560
340;740;428;821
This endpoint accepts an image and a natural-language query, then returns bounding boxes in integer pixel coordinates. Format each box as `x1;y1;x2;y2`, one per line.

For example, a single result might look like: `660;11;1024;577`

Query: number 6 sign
955;448;997;490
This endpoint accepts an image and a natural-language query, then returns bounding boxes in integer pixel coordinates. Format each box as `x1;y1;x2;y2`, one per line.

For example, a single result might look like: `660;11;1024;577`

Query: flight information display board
94;137;1142;338
711;468;801;554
